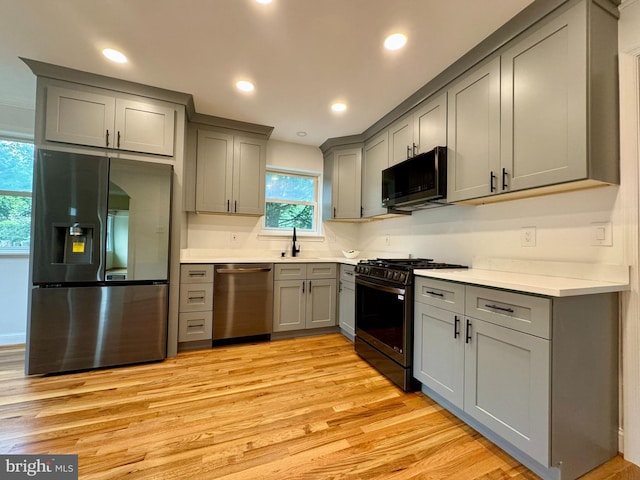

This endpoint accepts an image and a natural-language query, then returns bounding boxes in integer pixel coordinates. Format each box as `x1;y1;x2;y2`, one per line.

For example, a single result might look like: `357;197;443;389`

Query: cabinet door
332;148;362;219
273;280;306;332
413;92;447;154
501;3;586;192
338;280;355;337
45;86;115;148
115;99;175;156
306;279;337;329
447;57;501;202
388;115;413;166
233;136;266;215
362;131;389;218
195;130;234;213
464;317;550;466
414;303;464;408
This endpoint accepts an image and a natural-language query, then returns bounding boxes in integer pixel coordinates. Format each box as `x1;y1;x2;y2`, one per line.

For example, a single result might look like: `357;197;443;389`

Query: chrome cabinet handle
406;145;411;159
426;290;444;297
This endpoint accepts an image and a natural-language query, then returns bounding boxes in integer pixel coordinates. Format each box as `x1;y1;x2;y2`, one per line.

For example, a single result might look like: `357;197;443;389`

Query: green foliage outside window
265;172;316;231
0;140;34;249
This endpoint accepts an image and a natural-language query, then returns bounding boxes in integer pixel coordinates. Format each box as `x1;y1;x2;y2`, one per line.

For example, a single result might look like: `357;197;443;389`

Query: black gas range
354;258;467;391
354;258;467;285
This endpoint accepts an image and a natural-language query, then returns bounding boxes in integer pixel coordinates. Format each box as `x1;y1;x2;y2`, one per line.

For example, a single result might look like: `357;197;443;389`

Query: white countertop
181;251;629;297
415;265;629;297
180;253;360;266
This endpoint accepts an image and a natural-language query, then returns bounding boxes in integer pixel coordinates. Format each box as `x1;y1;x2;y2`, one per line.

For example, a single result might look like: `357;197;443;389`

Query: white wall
358;185;623;265
0;103;33;346
0;255;29;345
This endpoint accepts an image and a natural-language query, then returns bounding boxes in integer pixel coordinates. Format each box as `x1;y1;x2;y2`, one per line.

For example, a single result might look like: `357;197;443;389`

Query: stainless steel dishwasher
213;263;274;341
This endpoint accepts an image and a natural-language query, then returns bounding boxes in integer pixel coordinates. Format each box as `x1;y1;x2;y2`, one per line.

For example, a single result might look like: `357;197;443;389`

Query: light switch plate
591;222;612;246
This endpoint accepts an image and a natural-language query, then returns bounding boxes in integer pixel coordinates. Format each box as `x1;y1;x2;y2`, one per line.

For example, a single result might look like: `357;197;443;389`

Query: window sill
0;250;30;257
258;232;325;242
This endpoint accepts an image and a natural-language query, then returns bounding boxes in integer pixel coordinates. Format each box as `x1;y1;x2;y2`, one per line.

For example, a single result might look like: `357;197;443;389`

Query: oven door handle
357;277;405;296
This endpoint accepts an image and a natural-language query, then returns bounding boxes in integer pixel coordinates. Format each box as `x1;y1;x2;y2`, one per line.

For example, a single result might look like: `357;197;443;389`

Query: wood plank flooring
0;334;639;479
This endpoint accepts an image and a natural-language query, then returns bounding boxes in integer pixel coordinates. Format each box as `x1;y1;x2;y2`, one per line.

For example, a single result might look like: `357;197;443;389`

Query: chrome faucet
292;227;300;257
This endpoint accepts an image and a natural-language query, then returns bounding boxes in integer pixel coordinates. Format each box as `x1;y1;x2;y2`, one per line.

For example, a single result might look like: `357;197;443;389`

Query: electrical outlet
521;226;536;247
385;234;391;246
230;232;239;244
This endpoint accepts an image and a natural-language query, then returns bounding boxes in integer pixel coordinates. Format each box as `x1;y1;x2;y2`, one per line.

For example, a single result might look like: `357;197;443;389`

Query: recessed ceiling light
384;33;407;51
236;80;255;92
256;0;272;3
102;48;127;64
331;103;347;113
296;131;307;137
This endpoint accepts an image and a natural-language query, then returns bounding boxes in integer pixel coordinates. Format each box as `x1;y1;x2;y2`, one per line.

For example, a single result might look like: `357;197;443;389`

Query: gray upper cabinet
388;92;448;167
362;131;389;218
446;57;501;202
323;146;362;220
45;85;175;156
388;114;413;166
195;129;266;215
413;92;447;155
501;1;587;192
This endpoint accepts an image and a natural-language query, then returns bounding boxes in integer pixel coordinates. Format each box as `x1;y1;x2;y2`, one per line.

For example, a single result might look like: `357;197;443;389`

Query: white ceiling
0;0;533;146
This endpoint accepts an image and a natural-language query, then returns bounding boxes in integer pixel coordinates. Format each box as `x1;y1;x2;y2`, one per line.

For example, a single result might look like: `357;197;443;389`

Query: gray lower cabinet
414;277;618;480
178;264;213;343
273;263;337;332
338;264;356;339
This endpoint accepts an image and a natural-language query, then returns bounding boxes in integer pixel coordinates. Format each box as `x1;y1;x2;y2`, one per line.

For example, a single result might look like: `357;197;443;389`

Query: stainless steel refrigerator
26;149;172;375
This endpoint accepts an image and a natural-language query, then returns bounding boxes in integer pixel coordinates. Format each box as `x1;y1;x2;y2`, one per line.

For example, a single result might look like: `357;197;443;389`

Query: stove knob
386;271;393;279
393;272;400;281
399;273;406;282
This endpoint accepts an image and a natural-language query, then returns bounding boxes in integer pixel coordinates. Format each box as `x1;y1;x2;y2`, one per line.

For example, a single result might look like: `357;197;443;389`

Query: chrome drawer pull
188;296;205;301
485;303;515;313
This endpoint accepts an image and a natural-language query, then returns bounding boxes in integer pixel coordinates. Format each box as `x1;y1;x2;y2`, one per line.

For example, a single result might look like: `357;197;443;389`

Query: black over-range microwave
382;146;447;212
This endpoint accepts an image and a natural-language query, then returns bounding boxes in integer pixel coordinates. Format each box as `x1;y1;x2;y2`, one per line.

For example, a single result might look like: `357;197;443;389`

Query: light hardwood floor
0;334;638;479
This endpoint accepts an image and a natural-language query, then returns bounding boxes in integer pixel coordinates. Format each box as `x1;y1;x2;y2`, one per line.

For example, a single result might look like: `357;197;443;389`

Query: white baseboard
0;333;26;346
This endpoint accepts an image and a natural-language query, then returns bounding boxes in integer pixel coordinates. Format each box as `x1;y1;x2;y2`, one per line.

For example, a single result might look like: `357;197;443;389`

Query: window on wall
264;170;319;234
0;139;34;252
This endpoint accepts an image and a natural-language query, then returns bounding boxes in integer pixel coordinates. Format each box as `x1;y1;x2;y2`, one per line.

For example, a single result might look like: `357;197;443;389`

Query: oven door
355;276;411;367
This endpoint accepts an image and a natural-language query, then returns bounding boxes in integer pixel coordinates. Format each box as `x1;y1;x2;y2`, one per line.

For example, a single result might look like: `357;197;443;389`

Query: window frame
262;168;322;237
0;137;34;255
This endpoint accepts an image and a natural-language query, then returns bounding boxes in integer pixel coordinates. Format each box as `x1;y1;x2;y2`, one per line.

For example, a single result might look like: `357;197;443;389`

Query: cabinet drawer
179;283;213;312
308;263;337;279
180;264;214;284
275;264;307;280
340;264;356;284
178;311;212;342
465;286;551;339
415;277;465;313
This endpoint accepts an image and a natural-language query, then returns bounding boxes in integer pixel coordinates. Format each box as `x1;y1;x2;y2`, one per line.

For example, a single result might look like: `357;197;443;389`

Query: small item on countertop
342;250;360;259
